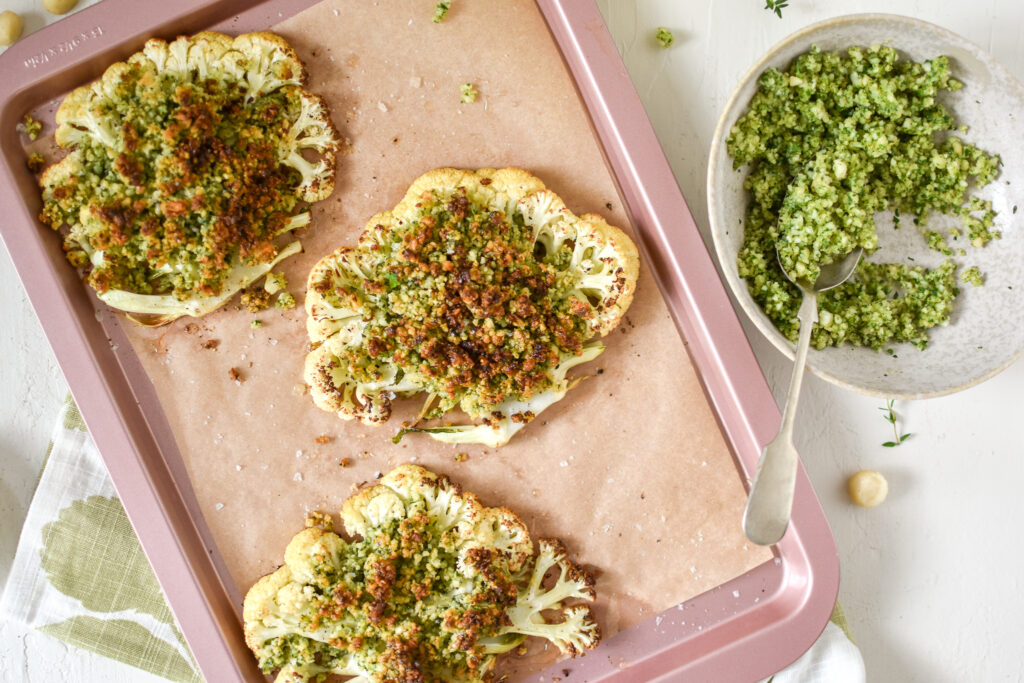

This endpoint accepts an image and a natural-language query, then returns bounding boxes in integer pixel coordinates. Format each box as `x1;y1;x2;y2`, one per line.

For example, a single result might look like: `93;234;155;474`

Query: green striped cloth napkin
0;397;201;683
0;397;862;682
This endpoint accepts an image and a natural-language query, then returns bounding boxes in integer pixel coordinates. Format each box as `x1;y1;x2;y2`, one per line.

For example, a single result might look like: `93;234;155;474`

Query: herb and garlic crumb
22;114;42;140
264;272;288;295
460;82;478;103
241;288;273;313
728;45;1001;350
960;266;984;286
275;291;296;309
433;0;451;23
655;27;674;48
26;153;45;173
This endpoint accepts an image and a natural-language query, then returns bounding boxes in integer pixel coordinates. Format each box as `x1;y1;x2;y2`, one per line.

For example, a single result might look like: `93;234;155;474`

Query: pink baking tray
0;1;839;680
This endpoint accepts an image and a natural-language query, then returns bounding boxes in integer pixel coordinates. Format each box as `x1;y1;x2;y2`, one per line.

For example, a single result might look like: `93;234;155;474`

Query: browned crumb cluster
319;189;587;409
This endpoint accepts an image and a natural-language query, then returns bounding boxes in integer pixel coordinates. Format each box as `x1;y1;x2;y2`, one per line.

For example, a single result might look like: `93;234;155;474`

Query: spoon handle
742;290;818;545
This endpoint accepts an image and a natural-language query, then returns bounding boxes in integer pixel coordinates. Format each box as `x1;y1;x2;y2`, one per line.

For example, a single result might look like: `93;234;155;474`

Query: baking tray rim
0;0;840;680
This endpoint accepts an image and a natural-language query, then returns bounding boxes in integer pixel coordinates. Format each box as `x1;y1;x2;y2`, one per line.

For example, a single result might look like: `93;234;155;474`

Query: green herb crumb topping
315;189;588;414
728;45;1001;350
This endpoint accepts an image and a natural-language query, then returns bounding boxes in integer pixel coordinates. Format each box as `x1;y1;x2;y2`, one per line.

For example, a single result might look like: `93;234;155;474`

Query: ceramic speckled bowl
708;13;1024;398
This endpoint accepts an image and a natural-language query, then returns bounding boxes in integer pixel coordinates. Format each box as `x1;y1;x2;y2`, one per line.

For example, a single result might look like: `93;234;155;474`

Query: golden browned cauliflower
39;31;340;325
303;168;639;446
243;464;600;682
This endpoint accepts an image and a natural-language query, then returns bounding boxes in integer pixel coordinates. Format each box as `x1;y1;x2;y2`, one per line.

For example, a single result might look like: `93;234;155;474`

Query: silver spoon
742;247;864;546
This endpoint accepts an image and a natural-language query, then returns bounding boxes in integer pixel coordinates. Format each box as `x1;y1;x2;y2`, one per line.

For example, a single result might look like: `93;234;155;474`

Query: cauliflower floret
484;539;600;656
40;31;340;326
243;465;600;683
303;168;638;446
282;92;340;202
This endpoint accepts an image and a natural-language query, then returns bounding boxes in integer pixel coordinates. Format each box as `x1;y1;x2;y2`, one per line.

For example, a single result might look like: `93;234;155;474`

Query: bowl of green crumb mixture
708;14;1024;398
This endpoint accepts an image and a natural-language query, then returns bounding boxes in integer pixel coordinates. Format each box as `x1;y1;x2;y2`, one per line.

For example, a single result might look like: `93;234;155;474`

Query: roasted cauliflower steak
39;31;341;325
304;168;639;447
242;464;600;683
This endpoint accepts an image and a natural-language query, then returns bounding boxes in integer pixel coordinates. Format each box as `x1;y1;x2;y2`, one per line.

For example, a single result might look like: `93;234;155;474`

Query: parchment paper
118;0;772;676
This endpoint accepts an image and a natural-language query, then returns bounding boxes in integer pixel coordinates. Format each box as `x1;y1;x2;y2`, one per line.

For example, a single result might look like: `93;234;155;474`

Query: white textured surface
1;1;1023;682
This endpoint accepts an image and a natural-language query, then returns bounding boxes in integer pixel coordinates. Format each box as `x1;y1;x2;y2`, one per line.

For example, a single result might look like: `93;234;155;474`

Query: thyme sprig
880;399;912;447
764;0;789;18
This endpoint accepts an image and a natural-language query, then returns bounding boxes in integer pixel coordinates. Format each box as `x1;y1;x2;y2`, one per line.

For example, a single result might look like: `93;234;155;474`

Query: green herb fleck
763;0;789;17
460;82;478;104
433;1;451;23
250;319;263;329
384;272;399;289
393;426;461;444
655;27;674;48
879;400;912;447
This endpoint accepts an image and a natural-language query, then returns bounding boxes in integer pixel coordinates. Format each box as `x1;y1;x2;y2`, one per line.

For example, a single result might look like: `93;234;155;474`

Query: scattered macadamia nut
848;470;888;507
43;0;79;15
0;11;24;46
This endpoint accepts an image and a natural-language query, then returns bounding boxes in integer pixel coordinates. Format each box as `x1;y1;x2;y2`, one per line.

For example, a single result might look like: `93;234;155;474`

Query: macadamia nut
43;0;79;15
0;11;24;46
848;470;888;507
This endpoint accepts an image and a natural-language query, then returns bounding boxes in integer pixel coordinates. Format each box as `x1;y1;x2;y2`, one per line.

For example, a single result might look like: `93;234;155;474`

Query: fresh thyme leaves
880;399;912;447
433;1;451;23
763;0;789;18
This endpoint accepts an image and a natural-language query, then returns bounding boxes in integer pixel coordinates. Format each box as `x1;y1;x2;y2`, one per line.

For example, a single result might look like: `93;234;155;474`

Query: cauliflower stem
394;342;605;447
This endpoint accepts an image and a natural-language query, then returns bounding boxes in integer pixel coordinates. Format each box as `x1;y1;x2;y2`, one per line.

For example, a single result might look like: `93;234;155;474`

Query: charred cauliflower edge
40;31;340;325
303;168;639;447
242;464;600;683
